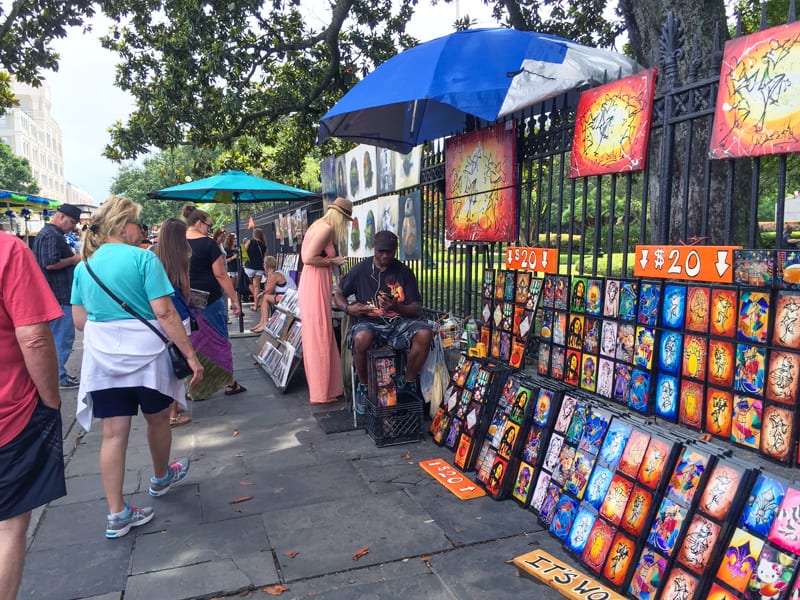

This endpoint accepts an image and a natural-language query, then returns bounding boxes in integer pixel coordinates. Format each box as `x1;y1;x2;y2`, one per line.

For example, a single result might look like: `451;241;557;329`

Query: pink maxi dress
298;225;344;403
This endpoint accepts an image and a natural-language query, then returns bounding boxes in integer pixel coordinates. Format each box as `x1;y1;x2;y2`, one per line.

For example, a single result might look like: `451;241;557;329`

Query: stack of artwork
479;269;542;368
429;355;511;471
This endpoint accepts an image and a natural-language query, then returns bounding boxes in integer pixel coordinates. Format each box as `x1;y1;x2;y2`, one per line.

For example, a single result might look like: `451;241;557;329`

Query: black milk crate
365;394;423;447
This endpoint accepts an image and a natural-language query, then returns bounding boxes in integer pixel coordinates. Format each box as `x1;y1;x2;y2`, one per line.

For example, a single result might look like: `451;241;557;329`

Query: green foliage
0;141;39;194
0;1;95;113
733;0;792;34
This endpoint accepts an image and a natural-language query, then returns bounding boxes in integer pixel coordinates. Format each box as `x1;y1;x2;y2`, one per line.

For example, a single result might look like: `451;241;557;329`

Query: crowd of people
1;194;434;598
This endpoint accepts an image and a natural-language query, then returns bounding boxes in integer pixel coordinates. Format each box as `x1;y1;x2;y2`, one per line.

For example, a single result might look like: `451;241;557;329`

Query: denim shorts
0;399;66;520
348;318;432;351
91;386;173;418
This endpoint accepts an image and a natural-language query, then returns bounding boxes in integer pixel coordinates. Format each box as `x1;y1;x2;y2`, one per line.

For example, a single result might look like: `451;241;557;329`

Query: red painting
709;22;800;158
570;69;656;177
445;122;517;242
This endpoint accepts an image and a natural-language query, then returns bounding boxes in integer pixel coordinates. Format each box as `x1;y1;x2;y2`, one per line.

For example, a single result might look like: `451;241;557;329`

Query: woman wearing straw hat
298;197;351;404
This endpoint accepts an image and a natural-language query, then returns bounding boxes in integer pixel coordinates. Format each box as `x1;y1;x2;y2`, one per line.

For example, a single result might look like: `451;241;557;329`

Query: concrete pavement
20;311;576;600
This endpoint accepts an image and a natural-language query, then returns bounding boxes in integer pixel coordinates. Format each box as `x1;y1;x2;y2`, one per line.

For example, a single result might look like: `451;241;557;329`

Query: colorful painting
515;271;531;304
603;531;637;587
772;291;800;349
655;374;679;420
660;568;699;600
685;285;711;333
709;22;800;159
600;474;635;526
580;354;598;393
710;287;738;338
639;437;673;491
737;289;770;344
734;249;774;286
629;548;668;600
482;269;495;298
565;402;589;446
617;322;635;363
682;335;707;380
553;275;569;310
527;277;543;311
621;485;654;537
731;394;763;450
658;330;683;375
637;281;661;326
553;311;567;346
530;471;552;514
619;280;639;321
445;122;517;242
667;448;709;506
571;276;587;313
551;345;565;380
633;326;656;370
708;339;735;388
699;462;744;521
761;404;794;462
566;505;597;555
706;387;733;438
550;493;580;541
599;420;631;469
485;456;508;496
585;464;615;510
541;274;555;307
539;481;564;526
735;344;766;397
778;251;800;289
628;369;651;414
586;279;603;315
583;317;600;354
554;395;578;433
768;487;800;554
570;68;656;177
582;518;616;573
716;527;764;592
512;462;535;504
551;444;576;486
661;283;687;330
567;314;585;350
619;429;651;479
766;350;800;405
741;475;787;537
746;544;797;600
604;279;621;317
509;385;532;425
537;343;551;376
564;349;582;386
496;421;519;459
679;379;704;430
648;497;688;555
597;357;615;398
612;362;632;402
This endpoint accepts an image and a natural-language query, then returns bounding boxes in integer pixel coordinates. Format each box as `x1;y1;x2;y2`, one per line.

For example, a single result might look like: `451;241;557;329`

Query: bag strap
84;261;169;344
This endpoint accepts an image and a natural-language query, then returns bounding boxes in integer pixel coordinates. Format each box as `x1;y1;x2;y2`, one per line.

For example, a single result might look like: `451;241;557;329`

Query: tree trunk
619;0;751;245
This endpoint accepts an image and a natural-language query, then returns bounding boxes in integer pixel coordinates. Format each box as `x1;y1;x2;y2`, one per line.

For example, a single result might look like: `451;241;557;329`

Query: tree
0;140;39;193
98;0;623;184
0;1;95;113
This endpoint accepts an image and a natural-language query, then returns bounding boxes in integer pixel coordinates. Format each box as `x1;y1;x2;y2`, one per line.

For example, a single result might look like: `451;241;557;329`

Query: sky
44;2;497;205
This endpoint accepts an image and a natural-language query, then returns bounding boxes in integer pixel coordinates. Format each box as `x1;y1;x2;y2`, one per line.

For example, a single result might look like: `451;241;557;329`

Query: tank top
246;240;265;270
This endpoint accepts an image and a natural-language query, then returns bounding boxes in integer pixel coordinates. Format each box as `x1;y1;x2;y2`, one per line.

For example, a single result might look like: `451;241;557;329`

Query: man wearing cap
334;230;434;413
33;204;82;388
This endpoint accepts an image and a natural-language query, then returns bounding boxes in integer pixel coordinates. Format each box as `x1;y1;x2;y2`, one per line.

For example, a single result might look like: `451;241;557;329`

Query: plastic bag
420;329;448;418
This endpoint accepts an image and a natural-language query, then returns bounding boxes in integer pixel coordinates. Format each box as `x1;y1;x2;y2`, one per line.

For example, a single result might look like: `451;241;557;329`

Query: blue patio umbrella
148;170;318;331
318;28;641;153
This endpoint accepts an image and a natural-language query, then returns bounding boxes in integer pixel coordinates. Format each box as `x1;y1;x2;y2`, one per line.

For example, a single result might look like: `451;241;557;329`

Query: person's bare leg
100;416;132;515
143;407;172;480
352;329;374;385
404;328;434;381
0;511;31;600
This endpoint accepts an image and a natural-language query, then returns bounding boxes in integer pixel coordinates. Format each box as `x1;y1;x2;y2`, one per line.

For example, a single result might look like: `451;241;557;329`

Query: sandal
170;415;192;427
225;381;247;396
250;326;264;333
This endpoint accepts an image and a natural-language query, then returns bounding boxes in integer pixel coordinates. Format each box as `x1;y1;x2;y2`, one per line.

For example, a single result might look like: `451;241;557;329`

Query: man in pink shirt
0;233;65;600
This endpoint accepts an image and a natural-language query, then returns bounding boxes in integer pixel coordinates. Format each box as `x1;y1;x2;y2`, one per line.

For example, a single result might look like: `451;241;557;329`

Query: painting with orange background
621;485;653;537
679;379;704;430
570;68;656;177
660;568;699;600
682;335;707;380
638;437;672;490
710;288;737;337
716;527;763;592
619;429;650;479
709;22;800;159
699;461;744;520
772;290;800;348
685;285;710;332
705;387;733;439
582;518;615;572
603;531;637;587
761;404;793;462
707;339;734;388
766;350;800;404
445;122;517;242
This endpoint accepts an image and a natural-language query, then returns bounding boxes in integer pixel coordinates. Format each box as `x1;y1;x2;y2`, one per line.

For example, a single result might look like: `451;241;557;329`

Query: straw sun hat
327;197;354;221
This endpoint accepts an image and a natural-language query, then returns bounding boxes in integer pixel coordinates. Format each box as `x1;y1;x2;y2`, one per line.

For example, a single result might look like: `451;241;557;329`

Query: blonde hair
81;196;141;260
264;255;278;270
320;209;349;256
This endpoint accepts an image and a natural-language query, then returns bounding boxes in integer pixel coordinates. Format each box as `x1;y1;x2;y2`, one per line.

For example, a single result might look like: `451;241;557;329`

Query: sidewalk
20;310;574;600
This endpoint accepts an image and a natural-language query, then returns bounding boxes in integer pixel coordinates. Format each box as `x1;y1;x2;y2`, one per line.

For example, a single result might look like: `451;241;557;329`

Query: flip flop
225;381;247;396
250;326;264;333
170;415;192;427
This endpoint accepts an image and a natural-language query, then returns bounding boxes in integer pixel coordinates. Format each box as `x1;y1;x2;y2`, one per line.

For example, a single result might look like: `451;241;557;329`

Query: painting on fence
709;21;800;158
569;68;656;178
445;122;517;242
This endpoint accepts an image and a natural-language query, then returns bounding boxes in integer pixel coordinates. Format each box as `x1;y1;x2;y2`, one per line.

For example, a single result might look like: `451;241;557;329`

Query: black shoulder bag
84;262;193;379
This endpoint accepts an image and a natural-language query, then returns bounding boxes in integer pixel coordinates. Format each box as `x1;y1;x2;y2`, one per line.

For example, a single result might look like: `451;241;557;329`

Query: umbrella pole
235;198;244;333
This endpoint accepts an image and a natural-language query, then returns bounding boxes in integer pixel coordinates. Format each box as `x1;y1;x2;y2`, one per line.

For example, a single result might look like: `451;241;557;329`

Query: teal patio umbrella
148;170;319;331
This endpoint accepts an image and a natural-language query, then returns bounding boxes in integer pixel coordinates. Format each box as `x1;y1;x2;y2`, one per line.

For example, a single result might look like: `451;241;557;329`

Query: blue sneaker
106;504;154;539
355;383;368;415
149;458;190;497
397;378;419;395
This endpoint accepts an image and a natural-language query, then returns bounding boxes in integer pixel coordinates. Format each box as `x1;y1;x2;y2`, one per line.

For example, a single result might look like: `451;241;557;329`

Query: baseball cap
374;230;398;251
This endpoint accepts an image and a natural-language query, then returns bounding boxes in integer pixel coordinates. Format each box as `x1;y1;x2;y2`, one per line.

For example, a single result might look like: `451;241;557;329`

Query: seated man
334;230;434;413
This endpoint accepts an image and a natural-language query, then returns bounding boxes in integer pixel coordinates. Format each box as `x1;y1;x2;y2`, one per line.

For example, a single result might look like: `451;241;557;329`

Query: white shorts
244;268;264;278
